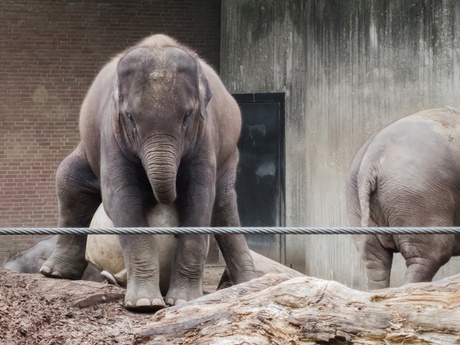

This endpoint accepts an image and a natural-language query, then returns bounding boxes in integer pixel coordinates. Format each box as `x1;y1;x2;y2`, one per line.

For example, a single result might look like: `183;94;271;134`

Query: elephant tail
357;166;378;227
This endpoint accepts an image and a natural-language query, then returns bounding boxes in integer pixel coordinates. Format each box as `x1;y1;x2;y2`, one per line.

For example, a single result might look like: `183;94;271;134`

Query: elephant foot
165;284;203;307
40;234;88;280
233;269;258;285
223;251;258;285
227;263;258;286
124;297;166;312
124;281;166;312
40;255;88;280
217;268;234;290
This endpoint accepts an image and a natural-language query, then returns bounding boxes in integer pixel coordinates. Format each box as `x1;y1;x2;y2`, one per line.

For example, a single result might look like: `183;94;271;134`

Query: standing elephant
347;108;460;289
40;34;257;311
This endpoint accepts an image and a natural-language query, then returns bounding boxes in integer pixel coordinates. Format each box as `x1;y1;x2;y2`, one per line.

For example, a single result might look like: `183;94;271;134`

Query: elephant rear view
346;108;460;289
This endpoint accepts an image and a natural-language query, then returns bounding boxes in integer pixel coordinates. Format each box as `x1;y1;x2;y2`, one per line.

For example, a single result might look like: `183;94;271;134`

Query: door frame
233;92;286;263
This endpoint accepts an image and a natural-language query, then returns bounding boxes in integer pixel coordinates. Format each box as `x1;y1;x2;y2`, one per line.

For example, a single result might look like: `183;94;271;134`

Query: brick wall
0;0;221;259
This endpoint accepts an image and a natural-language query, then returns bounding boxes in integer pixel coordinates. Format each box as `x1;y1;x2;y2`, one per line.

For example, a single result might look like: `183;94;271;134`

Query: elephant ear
196;59;212;120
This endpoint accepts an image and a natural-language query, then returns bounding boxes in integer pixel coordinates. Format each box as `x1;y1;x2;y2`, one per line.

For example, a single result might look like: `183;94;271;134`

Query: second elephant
347;108;460;289
86;203;181;293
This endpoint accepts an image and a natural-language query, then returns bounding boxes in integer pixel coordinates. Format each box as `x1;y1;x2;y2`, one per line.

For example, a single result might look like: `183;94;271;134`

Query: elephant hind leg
40;145;101;280
398;233;455;284
353;234;393;290
403;258;441;284
212;157;257;285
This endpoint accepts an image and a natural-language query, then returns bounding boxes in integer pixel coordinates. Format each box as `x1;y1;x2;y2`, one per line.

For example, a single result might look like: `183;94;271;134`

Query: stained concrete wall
221;0;460;289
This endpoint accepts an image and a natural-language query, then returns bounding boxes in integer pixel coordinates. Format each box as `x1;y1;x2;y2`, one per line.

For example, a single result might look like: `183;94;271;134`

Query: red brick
0;0;221;257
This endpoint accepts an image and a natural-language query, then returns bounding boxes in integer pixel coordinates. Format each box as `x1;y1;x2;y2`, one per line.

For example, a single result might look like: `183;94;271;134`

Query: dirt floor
0;266;224;345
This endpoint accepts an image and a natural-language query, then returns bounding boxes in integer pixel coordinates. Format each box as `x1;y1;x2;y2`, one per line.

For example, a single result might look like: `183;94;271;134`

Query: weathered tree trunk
134;273;460;345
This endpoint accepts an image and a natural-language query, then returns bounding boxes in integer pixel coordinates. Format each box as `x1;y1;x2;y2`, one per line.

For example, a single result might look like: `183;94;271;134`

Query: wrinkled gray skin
3;236;55;273
40;34;257;311
3;236;101;282
347;108;460;290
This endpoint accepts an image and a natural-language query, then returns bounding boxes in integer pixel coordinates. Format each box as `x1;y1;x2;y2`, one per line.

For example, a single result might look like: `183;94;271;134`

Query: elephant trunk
142;140;179;205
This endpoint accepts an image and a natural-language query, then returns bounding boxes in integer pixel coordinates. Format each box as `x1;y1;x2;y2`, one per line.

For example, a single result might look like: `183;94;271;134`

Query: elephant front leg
103;187;165;311
101;140;167;312
119;234;165;311
41;147;101;280
108;205;166;311
165;234;209;306
40;234;89;280
165;164;214;306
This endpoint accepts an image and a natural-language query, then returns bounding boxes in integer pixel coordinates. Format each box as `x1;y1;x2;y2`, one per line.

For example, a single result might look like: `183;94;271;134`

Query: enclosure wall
221;0;460;288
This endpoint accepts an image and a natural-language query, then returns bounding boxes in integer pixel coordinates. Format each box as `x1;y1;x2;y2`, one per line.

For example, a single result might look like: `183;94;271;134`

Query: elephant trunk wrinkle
142;133;180;149
145;150;179;167
143;142;179;205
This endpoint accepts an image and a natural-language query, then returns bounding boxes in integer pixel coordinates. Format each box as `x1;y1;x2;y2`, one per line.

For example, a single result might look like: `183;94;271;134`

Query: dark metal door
234;93;285;263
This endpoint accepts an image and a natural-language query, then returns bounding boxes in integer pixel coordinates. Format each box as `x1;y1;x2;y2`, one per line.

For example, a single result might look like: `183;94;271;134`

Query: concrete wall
0;0;221;260
221;0;460;289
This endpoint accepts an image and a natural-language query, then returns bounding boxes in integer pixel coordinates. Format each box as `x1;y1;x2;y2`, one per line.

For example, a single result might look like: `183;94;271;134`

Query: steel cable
0;226;459;235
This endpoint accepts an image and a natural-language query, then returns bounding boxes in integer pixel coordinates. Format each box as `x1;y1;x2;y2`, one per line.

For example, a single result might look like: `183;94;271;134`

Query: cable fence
0;226;460;236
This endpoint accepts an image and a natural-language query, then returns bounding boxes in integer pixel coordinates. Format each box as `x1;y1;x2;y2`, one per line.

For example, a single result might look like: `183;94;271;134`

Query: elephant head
115;45;212;204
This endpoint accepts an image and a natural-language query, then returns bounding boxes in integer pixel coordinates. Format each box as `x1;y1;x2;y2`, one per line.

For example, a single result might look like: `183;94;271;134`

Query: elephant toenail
166;298;175;306
40;266;51;275
52;271;62;278
135;298;152;307
175;299;187;306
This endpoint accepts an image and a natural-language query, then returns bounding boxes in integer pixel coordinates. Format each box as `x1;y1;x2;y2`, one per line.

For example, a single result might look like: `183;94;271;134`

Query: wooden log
216;250;304;289
134;273;460;344
250;250;304;278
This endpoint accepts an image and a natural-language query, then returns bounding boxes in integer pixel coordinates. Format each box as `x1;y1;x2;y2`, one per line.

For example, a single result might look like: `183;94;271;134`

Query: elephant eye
126;112;136;127
182;110;192;127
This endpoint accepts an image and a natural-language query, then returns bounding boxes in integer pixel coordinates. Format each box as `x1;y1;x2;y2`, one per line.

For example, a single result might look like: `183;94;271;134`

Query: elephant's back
78;57;119;174
363;108;460;224
200;60;242;166
399;108;460;144
368;108;460;165
379;108;460;146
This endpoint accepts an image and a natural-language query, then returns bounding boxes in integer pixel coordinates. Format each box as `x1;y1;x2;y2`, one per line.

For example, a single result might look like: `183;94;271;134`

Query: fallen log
134;273;460;344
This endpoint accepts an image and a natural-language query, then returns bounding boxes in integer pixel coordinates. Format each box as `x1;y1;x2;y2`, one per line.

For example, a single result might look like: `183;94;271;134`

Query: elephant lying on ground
86;203;180;294
40;34;257;311
347;108;460;289
87;203;304;290
3;236;56;274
